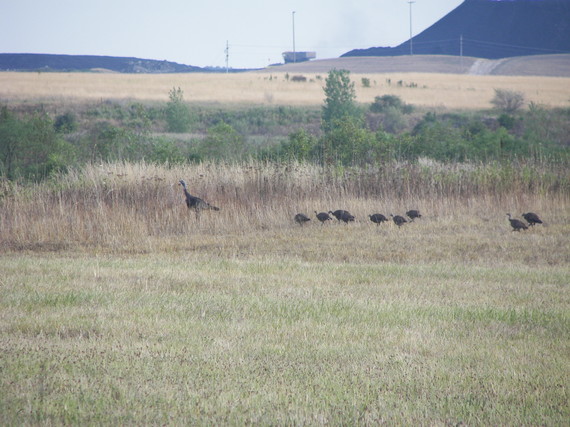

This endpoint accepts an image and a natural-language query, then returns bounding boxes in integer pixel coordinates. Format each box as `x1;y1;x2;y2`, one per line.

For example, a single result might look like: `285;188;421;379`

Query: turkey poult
315;211;333;224
391;214;408;227
178;179;220;219
406;209;422;221
507;213;528;231
369;213;388;225
294;213;311;226
522;212;543;226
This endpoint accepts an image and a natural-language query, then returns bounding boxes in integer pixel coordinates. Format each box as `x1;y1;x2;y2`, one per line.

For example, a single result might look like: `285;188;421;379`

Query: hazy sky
1;0;464;69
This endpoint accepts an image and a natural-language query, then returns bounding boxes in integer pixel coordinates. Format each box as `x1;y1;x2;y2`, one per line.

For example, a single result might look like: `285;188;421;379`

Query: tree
491;89;525;113
321;69;359;133
165;87;191;132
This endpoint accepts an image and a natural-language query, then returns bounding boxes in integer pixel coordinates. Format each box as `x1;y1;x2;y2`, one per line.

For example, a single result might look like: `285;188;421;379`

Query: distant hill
266;54;570;77
0;53;230;73
344;0;570;59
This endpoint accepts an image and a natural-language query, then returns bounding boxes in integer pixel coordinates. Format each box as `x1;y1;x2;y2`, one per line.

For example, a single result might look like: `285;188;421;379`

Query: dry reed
1;160;568;253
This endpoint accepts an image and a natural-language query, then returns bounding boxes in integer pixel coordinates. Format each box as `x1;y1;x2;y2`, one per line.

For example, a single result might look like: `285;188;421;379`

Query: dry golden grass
1;71;569;110
1;161;568;260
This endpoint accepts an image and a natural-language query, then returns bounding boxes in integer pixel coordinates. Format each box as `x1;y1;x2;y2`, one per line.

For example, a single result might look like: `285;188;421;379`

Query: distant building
282;51;316;64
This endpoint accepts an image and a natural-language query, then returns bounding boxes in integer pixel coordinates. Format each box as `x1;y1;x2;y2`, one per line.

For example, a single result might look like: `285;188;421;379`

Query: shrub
0;107;75;180
278;129;317;162
319;116;376;166
380;106;409;134
196;122;246;161
54;112;77;133
491;89;525;113
290;75;307;82
370;95;413;114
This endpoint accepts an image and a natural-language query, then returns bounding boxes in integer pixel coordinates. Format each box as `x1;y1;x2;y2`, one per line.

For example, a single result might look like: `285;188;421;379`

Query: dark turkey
406;209;422;221
507;213;528;231
179;179;220;219
315;211;333;224
294;213;311;226
391;214;408;227
369;213;388;225
522;212;543;226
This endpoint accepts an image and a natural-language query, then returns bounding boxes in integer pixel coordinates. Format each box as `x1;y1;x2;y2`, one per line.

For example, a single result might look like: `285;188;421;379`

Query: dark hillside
344;0;570;59
0;53;206;73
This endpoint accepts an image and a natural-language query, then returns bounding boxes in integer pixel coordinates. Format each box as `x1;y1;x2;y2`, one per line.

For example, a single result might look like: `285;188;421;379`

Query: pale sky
1;0;464;69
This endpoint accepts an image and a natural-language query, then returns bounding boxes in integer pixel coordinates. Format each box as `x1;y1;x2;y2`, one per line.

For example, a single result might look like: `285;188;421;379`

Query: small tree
321;69;359;133
165;87;191;133
491;89;525;113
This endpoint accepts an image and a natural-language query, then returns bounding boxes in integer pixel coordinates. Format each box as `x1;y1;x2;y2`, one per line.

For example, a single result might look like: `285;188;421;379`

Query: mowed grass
1;71;570;109
1;217;569;424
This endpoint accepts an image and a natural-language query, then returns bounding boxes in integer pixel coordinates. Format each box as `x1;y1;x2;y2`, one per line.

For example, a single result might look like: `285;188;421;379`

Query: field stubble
1;161;569;424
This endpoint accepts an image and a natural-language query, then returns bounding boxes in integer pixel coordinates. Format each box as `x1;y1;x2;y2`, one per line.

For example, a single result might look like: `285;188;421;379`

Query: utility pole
292;11;296;63
225;40;229;73
408;1;415;56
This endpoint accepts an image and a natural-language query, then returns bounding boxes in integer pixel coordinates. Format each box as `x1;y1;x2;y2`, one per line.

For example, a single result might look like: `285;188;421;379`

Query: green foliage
0;107;75;181
278;129;318;162
361;77;371;88
196;122;245;161
322;69;359;133
379;107;409;134
54;112;77;133
146;137;187;164
165;87;191;133
320;116;376;166
0;106;25;180
497;113;516;130
2;98;569;183
370;95;413;114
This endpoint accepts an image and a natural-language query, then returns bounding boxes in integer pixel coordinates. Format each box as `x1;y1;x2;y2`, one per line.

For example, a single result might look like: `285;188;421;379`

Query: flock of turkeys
178;179;544;232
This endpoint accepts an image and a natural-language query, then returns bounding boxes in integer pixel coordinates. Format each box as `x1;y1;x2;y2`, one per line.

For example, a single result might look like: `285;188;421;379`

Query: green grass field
1;209;569;424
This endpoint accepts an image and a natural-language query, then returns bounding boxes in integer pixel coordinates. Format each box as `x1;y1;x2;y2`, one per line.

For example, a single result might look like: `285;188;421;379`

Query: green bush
196;122;246;161
319;116;376;166
370;95;413;114
278;129;317;162
0;107;75;180
165;87;191;133
54;112;78;133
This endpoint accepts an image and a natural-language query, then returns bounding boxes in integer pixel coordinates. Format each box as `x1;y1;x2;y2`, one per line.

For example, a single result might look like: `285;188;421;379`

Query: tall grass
1;159;568;252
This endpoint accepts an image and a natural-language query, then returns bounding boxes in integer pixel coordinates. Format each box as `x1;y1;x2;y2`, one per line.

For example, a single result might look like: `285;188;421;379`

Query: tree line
1;70;568;181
